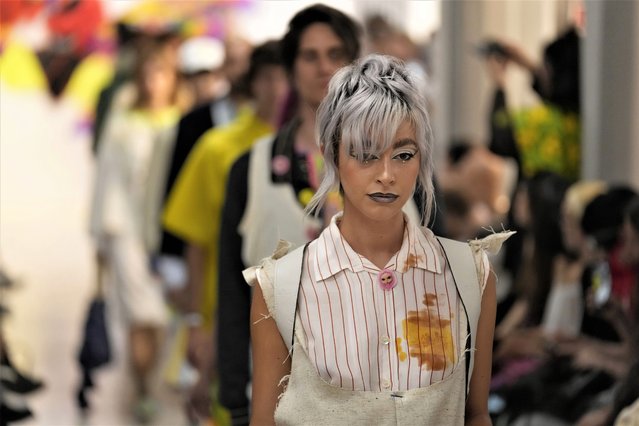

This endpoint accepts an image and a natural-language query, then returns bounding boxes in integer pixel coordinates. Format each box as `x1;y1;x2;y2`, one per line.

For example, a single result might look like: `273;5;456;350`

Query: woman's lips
368;193;399;203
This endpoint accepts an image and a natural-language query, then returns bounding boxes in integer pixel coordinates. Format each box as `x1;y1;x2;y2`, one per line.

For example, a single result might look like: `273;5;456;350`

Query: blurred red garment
47;0;104;55
0;0;44;27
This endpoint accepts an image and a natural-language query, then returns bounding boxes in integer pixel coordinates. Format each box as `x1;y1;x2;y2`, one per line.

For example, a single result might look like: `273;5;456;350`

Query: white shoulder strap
436;236;481;397
273;244;307;351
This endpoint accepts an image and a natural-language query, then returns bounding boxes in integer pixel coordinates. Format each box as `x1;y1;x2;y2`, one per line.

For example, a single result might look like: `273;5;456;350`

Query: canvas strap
274;244;308;351
436;236;481;397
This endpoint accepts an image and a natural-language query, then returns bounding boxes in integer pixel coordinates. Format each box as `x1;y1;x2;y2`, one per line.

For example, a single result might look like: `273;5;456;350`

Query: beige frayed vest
245;233;514;425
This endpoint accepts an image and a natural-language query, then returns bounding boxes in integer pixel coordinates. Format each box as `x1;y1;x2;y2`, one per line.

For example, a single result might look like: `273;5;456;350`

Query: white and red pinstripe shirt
297;213;478;392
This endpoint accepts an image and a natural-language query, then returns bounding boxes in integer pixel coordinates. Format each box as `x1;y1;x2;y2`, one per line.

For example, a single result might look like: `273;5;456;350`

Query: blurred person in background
489;172;570;421
89;38;190;424
1;275;44;423
487;181;605;420
438;142;518;241
495;172;570;341
155;35;252;300
162;40;289;426
92;25;181;154
481;24;582;333
217;5;361;424
606;197;639;425
221;35;254;109
482;23;581;182
554;194;639;426
363;14;432;101
492;185;638;424
571;195;639;426
154;35;227;302
577;187;638;342
178;36;228;109
92;22;146;154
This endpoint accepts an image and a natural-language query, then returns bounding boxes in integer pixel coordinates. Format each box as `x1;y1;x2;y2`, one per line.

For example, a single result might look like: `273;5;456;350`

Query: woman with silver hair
247;54;511;425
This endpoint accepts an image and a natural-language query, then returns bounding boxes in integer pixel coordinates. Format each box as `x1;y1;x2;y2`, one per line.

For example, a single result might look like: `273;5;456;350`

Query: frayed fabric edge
469;229;516;256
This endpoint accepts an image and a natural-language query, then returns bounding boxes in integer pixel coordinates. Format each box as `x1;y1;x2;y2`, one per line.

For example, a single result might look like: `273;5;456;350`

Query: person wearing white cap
155;35;252;293
179;36;227;107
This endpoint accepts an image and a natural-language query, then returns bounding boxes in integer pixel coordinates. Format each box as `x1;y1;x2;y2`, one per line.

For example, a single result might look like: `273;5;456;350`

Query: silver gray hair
307;54;434;223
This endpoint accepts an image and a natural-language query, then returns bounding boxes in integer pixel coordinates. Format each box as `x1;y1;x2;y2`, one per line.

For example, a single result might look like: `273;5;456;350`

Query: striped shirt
297;213;483;392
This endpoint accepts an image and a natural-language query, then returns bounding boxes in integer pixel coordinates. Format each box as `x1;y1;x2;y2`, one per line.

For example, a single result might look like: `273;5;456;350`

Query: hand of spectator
495;328;546;360
185;325;214;420
166;288;190;312
575;405;612;426
186;325;212;369
553;255;584;284
596;296;628;324
570;343;605;371
497;39;537;72
186;374;212;422
485;54;508;88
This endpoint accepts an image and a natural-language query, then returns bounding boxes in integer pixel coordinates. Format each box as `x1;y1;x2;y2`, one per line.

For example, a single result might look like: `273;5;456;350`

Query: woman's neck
146;97;172;112
338;209;406;269
255;101;279;127
294;101;319;152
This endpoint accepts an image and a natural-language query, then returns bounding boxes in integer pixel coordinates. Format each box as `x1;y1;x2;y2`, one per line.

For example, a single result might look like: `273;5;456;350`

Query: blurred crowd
1;1;638;426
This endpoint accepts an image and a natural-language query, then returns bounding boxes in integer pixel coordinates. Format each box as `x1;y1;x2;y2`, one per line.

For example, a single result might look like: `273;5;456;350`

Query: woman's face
620;218;639;266
560;202;585;253
293;23;350;109
143;57;177;106
338;120;420;224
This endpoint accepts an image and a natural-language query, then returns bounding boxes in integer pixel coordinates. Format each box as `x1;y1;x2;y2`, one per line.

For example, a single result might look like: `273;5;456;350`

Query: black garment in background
158;103;215;257
488;87;525;291
532;26;580;114
217;123;446;421
488;88;521;172
92;72;129;155
37;50;81;99
217;152;251;424
579;266;621;343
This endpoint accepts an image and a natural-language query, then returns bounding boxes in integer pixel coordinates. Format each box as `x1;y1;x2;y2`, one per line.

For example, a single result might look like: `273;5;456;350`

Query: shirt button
381;336;390;345
382;379;391;389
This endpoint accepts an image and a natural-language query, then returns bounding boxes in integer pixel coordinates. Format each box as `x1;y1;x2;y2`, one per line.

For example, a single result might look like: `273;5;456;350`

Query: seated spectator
439;142;518;240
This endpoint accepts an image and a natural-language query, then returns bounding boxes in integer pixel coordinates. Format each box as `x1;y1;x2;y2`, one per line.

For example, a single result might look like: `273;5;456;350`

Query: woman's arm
465;268;497;426
250;284;291;425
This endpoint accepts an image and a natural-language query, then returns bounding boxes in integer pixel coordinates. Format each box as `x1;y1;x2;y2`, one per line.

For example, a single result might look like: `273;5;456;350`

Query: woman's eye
361;153;379;163
395;151;416;162
349;151;378;163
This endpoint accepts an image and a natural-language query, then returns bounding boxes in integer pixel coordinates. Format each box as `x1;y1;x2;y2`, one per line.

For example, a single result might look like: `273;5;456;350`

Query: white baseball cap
179;36;225;74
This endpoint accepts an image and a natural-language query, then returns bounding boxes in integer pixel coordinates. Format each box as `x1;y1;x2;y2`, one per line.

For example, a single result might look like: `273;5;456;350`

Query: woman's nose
376;157;396;185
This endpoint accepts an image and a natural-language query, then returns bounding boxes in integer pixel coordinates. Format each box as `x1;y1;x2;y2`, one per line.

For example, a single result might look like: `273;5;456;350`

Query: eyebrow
393;139;418;149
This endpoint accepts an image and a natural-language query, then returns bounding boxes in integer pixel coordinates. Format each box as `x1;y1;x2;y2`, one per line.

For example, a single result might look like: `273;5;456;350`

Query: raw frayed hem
252;312;272;325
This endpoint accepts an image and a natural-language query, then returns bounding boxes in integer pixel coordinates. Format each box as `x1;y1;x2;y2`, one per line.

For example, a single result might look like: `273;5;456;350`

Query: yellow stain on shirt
402;253;423;272
396;337;408;362
401;293;456;370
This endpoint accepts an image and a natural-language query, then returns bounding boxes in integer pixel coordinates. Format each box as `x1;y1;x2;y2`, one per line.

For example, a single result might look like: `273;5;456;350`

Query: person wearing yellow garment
89;39;190;424
161;40;289;425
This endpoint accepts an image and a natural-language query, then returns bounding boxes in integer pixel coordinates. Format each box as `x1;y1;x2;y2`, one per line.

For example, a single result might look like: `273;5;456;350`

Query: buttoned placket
374;268;399;391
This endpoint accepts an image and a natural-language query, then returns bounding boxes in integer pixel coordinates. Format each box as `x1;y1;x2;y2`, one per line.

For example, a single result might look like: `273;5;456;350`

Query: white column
582;0;639;187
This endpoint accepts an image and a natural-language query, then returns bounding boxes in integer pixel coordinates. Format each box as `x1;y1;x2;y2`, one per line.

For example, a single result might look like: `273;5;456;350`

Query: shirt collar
312;212;442;282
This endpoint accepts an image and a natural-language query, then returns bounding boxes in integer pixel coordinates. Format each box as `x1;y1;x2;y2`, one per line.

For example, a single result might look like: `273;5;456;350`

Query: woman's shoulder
243;240;302;313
